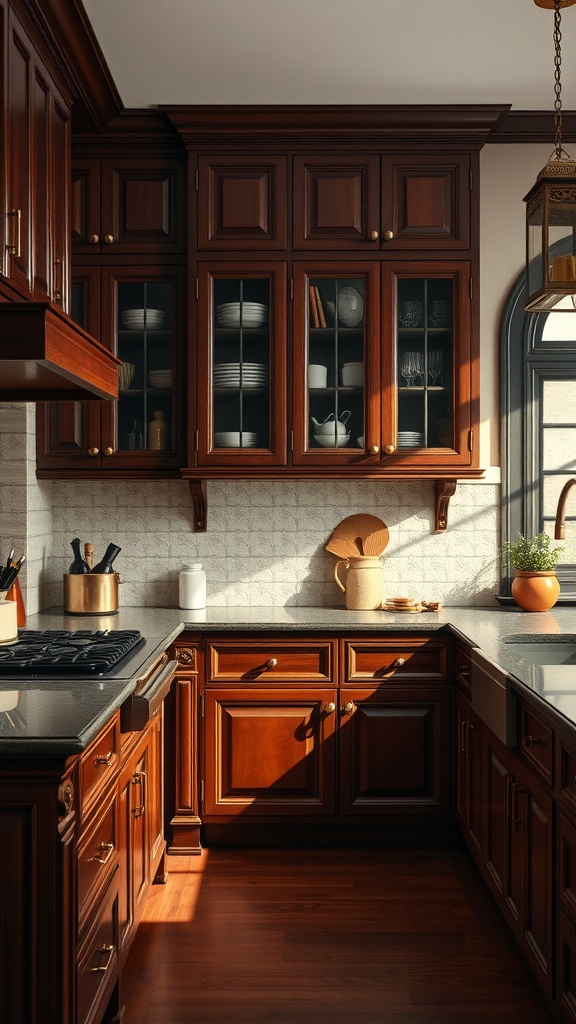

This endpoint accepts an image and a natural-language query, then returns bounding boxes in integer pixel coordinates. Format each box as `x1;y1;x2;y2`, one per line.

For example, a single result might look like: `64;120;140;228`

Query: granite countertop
2;604;576;757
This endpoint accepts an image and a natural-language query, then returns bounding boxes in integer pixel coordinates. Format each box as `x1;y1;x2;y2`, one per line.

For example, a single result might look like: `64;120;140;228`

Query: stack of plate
121;308;167;330
398;431;425;448
149;369;172;389
214;431;259;448
215;302;268;328
308;364;328;388
341;362;363;387
213;363;268;388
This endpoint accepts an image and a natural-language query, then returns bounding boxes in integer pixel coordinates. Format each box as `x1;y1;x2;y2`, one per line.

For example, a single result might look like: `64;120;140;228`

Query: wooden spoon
363;525;390;556
326;514;388;559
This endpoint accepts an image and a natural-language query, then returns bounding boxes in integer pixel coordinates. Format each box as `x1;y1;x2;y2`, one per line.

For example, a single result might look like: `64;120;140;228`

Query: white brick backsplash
0;408;502;610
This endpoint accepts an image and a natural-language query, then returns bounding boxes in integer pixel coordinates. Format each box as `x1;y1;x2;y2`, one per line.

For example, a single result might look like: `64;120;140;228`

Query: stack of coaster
383;596;423;613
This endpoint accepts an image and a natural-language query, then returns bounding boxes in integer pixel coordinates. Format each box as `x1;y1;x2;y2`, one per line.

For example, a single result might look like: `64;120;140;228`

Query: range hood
0;302;120;401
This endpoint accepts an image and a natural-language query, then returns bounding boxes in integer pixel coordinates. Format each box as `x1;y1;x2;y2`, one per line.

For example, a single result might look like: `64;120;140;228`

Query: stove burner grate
0;629;143;675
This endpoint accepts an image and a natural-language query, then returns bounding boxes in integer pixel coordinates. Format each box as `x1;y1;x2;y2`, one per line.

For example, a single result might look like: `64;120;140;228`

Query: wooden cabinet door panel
293;155;380;249
455;692;484;860
198;155;287;249
203;688;337;817
523;771;553;997
484;738;523;934
381;155;470;250
338;686;452;816
103;158;186;253
6;8;32;293
558;910;576;1024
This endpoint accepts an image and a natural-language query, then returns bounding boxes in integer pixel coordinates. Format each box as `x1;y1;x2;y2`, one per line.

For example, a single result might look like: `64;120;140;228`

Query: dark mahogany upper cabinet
293;153;470;251
197;155;287;250
71;158;187;255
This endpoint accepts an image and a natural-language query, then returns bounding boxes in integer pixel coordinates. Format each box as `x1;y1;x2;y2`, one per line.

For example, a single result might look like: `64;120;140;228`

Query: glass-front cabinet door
196;263;287;466
292;263;381;465
36;267;185;473
383;263;473;469
102;269;185;470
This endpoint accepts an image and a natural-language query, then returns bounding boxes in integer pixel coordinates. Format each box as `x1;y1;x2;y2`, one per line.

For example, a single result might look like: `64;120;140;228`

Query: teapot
311;410;351;436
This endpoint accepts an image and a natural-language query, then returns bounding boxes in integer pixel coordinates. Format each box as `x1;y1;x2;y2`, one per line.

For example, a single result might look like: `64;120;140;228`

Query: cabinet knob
393;657;406;668
103;234;114;245
88;233;100;245
368;229;379;241
383;229;394;241
325;702;336;714
87;447;100;457
383;444;395;455
103;447;114;457
341;701;355;714
265;657;278;669
369;444;380;455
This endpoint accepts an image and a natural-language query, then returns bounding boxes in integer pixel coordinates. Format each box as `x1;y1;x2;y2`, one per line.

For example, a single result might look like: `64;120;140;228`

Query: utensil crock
63;573;120;615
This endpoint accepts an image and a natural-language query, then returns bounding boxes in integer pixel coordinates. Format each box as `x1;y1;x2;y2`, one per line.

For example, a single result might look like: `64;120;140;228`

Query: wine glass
427;351;443;386
399;300;423;327
401;352;418;386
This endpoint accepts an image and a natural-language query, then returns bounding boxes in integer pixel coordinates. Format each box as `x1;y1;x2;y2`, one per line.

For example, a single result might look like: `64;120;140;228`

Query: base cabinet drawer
342;639;449;683
205;640;335;684
77;794;118;926
77;868;119;1024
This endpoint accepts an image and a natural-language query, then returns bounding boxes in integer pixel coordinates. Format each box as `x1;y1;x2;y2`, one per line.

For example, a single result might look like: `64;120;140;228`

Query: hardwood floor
121;846;553;1023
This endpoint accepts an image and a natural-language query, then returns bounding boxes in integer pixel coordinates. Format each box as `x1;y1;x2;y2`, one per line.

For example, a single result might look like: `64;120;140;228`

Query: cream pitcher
334;555;383;610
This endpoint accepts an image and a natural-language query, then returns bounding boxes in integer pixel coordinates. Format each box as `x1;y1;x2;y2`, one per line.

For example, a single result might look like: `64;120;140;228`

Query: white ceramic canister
179;563;207;610
0;599;18;643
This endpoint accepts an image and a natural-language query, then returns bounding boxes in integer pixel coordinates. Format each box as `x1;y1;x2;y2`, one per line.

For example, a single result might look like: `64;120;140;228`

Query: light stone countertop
1;604;576;756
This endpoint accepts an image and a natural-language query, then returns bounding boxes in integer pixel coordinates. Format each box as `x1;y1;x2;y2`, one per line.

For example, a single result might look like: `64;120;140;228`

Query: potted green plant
503;532;563;611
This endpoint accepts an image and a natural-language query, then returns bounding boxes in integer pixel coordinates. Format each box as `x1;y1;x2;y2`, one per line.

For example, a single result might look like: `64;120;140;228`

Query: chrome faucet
554;478;576;539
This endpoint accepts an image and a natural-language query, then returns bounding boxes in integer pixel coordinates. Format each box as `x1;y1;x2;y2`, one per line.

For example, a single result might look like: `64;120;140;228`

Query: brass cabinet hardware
88;234;100;244
369;444;379;455
53;257;63;302
6;208;21;257
87;447;99;457
383;229;394;241
324;702;336;714
341;701;355;714
393;657;406;668
103;447;114;456
265;657;278;669
131;770;146;818
90;944;114;974
94;751;113;765
524;734;543;747
103;234;114;244
383;444;395;455
368;229;379;241
88;842;114;865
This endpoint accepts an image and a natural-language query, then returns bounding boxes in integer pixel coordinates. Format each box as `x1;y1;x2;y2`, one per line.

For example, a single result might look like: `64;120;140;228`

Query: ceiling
81;0;576;111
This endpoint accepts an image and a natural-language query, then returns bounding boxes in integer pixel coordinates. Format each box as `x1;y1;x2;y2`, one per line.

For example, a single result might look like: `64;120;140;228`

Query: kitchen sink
501;634;576;666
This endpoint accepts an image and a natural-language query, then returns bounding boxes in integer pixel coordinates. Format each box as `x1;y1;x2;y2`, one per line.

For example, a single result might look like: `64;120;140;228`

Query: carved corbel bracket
189;480;207;532
434;480;457;531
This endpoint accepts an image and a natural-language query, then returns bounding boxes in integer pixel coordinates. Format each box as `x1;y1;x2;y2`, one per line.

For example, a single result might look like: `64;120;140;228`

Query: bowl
118;361;135;390
314;432;350;448
357;436;365;448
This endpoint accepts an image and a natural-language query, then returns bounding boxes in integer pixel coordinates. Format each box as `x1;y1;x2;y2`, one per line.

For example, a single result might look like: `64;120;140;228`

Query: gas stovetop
0;629;144;675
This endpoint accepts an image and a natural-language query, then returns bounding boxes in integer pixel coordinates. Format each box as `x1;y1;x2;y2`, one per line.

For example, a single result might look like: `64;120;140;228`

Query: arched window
501;255;576;601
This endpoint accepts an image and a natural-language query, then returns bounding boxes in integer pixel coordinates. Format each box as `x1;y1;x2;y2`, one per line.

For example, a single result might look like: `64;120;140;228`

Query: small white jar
179;562;206;610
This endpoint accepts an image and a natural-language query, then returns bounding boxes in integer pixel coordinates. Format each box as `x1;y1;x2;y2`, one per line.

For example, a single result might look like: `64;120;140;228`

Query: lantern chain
554;0;564;159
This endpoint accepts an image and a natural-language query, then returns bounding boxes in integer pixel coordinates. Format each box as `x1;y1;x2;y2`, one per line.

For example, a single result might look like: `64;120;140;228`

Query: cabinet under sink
470;649;517;746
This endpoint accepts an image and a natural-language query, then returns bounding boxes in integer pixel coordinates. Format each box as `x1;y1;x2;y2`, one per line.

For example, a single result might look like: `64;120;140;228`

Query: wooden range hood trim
0;302;120;401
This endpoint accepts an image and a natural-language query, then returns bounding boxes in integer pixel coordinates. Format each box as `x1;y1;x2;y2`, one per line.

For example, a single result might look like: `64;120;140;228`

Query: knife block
63;573;120;615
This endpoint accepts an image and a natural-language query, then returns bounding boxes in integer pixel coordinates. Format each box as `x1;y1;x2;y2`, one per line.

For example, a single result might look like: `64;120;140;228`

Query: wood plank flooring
121;847;553;1023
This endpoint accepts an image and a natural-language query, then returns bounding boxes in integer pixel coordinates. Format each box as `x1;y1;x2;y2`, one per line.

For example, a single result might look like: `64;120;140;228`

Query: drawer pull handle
94;751;113;766
341;701;355;715
88;842;114;865
265;658;278;669
525;734;543;747
132;771;146;818
325;702;336;715
393;658;406;668
460;667;471;679
90;944;114;973
6;208;22;257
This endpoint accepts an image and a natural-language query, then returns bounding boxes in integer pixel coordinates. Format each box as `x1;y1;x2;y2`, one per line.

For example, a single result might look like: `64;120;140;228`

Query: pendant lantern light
524;0;576;312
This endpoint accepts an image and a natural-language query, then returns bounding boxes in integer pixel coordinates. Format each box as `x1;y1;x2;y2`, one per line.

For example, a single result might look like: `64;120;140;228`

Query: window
501;262;576;599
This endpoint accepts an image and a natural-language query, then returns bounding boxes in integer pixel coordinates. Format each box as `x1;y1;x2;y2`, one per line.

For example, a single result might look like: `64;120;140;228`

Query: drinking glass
401;352;418;386
427;351;443;386
428;300;450;327
398;300;423;327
